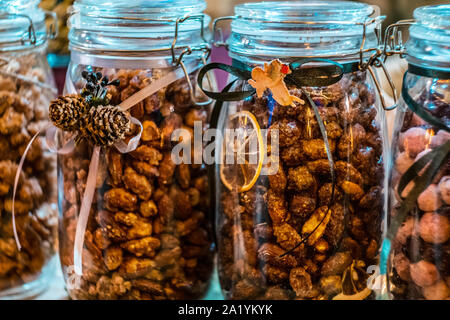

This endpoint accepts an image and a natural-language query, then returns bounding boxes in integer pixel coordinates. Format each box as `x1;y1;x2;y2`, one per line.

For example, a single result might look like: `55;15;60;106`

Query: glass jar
0;0;57;299
59;0;215;300
386;5;450;300
212;1;389;300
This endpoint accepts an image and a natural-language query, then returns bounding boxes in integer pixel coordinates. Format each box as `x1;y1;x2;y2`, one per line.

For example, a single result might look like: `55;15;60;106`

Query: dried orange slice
220;111;264;193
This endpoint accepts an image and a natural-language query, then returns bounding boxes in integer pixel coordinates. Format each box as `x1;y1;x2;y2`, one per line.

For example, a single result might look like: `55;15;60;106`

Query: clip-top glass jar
0;0;57;299
60;0;215;300
386;5;450;300
211;1;390;300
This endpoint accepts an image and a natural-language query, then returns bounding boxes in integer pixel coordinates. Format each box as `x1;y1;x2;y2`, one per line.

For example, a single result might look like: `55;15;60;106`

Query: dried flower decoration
248;59;304;107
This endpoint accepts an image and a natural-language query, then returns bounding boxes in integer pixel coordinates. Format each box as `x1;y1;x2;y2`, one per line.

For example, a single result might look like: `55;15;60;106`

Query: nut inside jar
217;70;385;300
59;66;214;300
0;51;57;297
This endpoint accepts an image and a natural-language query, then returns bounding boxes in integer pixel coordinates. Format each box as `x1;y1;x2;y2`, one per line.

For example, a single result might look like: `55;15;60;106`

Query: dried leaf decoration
248;59;304;107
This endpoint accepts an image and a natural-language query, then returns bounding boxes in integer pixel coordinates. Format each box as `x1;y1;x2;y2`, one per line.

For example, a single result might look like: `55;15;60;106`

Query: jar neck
406;4;450;72
68;0;211;60
227;1;383;65
0;0;48;52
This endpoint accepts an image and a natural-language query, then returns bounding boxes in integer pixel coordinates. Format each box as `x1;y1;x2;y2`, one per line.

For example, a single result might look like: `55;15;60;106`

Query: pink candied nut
419;212;450;244
410;260;440;287
417;184;443;212
400;127;431;158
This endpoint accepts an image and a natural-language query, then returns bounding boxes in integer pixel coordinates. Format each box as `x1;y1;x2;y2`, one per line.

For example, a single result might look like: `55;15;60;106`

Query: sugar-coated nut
288;166;315;191
289;267;314;298
123;167;152;200
267;189;289;225
139;200;158;218
120;237;160;257
401;127;430;158
419;212;450;244
422;280;450;300
141;120;160;142
339;181;364;201
268;164;287;192
417;184;443;212
103;246;123;271
393;252;411;281
395;152;414;175
104;188;138;212
410;260;440;287
273;223;302;251
118;257;156;279
130;145;162;165
439;176;450;205
321;251;353;276
158;152;176;185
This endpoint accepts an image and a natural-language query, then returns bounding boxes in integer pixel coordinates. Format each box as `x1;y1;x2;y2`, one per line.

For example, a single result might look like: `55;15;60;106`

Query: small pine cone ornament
49;94;88;131
79;105;131;146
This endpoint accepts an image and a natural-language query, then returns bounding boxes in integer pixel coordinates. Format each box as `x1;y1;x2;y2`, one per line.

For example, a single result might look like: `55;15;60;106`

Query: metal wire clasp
212;16;235;48
171;14;213;106
44;10;58;40
382;19;415;59
0;13;36;46
358;15;401;111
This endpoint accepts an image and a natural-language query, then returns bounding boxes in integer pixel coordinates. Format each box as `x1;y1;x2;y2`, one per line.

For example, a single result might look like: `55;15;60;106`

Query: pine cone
49;94;88;131
79;105;131;146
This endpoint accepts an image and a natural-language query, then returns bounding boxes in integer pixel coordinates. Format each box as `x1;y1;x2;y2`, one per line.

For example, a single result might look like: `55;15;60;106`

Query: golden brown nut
104;188;138;212
123;167;152;200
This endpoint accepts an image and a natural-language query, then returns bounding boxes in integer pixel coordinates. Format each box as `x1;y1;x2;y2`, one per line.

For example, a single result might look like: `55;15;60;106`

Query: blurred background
205;0;449;26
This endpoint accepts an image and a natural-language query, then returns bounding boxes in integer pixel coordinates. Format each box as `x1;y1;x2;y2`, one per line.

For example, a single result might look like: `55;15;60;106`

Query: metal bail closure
44;10;58;41
0;13;37;46
212;16;236;48
355;16;399;111
171;14;213;106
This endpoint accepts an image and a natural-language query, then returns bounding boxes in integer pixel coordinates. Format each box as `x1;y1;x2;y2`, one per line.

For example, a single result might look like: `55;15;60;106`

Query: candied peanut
290;267;314;298
118;257;157;279
139;200;158;218
106;149;123;187
267;189;289;225
321;252;353;276
130;145;162;165
339;181;364;201
104;188;138;212
302;206;332;246
288;166;315;191
131;161;159;179
123;167;152;200
104;246;123;271
273;223;302;251
141;120;160;143
121;237;160;257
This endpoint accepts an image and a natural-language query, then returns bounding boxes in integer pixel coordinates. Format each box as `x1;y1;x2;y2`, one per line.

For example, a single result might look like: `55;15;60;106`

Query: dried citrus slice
220;111;264;193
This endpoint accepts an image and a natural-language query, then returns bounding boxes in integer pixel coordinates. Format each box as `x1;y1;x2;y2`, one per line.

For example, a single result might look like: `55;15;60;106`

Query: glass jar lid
406;4;450;71
68;0;211;59
0;0;51;51
228;1;383;64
